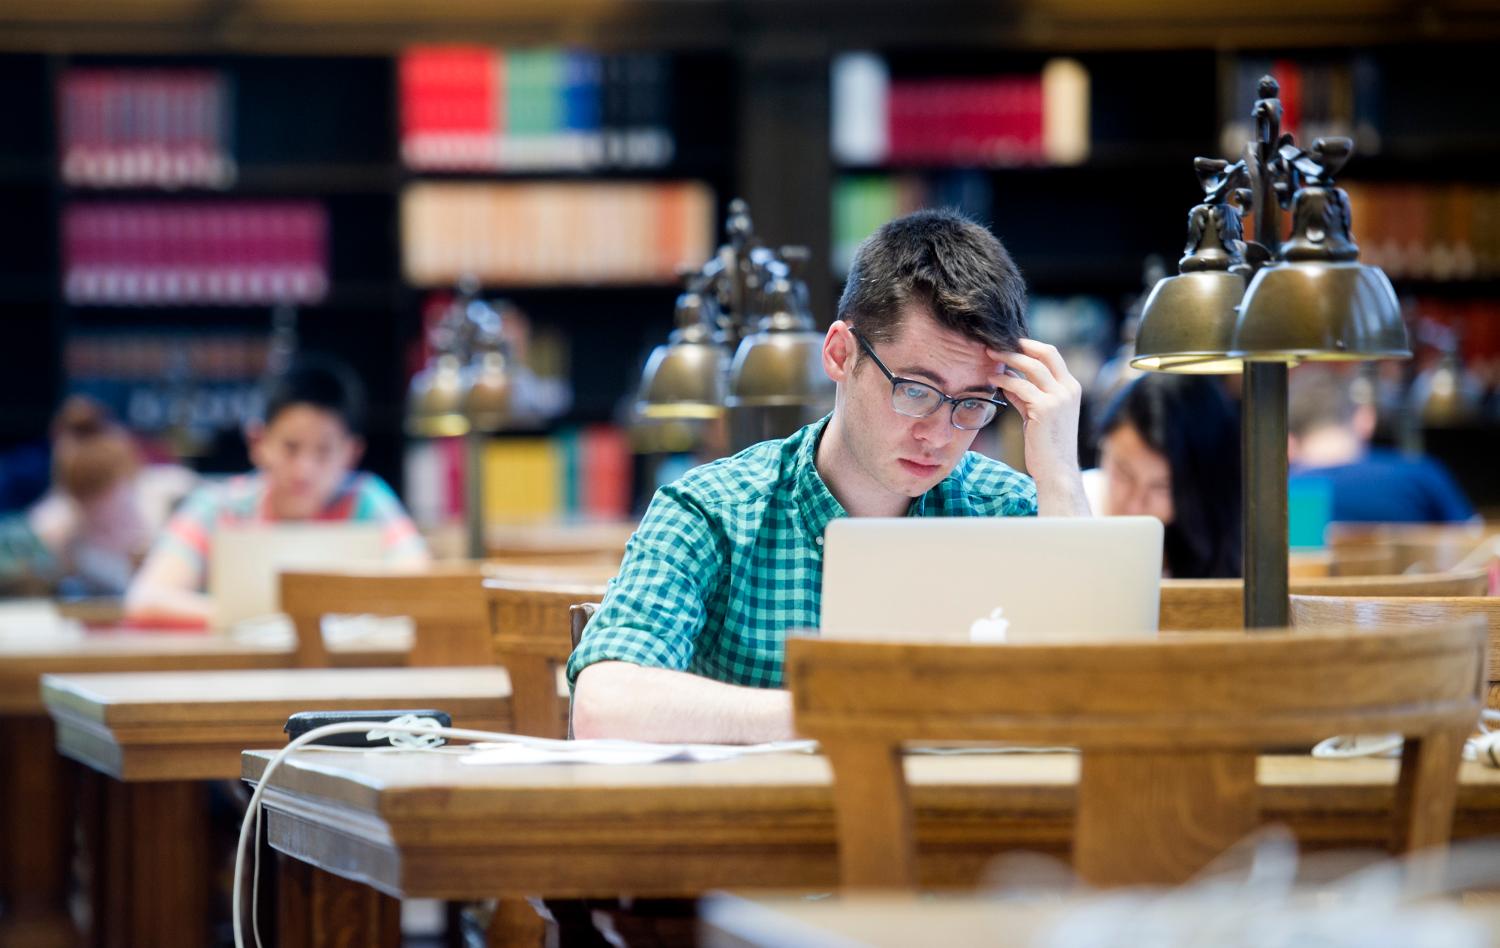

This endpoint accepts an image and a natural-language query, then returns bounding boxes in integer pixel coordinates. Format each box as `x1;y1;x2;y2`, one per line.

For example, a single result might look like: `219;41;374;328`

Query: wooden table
0;624;292;948
40;666;514;948
700;893;1500;947
242;748;1500;942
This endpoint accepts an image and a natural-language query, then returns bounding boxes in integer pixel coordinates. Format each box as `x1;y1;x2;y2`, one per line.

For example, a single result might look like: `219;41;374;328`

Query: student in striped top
124;356;428;626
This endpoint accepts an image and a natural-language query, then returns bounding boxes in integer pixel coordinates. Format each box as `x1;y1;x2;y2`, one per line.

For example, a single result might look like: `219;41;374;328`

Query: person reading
125;356;428;626
569;209;1091;744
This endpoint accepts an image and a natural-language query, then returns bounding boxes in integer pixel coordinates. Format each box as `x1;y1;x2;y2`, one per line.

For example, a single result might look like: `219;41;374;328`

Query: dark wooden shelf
63;280;400;320
0;276;54;305
1344;147;1500;182
1390;277;1500;297
60;163;402;197
401;163;723;185
834;144;1215;177
0;158;51;183
406;280;683;294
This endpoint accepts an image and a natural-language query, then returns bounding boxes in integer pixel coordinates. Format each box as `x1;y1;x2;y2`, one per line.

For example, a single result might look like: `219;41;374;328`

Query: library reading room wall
2;36;1498;516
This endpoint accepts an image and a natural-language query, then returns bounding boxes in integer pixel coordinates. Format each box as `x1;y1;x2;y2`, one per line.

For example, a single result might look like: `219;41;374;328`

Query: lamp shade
1230;186;1408;363
1231;261;1407;362
1131;270;1246;374
635;330;728;420
1130;202;1248;375
406;353;469;437
463;351;510;433
725;325;831;409
636;284;730;420
724;312;835;449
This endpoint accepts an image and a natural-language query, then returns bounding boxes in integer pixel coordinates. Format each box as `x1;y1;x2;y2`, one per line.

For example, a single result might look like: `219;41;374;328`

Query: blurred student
1086;374;1241;578
1288;367;1475;524
125;356;428;625
0;396;156;596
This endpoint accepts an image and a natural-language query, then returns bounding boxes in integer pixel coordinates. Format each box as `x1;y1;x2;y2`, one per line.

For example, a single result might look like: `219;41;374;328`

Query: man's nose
912;408;955;447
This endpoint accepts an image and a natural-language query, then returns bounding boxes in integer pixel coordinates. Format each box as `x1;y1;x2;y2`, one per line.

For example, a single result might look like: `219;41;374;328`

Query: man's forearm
123;586;213;626
1035;470;1092;517
572;661;794;744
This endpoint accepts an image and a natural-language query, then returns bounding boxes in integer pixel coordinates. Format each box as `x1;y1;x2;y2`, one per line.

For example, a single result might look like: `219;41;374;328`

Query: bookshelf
0;46;738;516
391;45;736;524
3;19;1498;511
826;43;1500;504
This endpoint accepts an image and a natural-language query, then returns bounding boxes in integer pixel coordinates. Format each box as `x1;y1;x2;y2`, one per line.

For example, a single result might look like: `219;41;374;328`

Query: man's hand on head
988;339;1092;517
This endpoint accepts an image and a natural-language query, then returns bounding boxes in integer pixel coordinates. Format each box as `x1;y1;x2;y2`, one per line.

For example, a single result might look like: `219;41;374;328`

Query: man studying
125;356;429;626
569;210;1091;743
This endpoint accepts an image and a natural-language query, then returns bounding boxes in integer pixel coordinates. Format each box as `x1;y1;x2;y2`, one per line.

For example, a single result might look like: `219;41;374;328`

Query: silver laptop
209;523;386;628
820;517;1163;643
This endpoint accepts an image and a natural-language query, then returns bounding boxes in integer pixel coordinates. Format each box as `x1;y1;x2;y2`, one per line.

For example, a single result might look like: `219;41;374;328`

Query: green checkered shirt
566;415;1037;689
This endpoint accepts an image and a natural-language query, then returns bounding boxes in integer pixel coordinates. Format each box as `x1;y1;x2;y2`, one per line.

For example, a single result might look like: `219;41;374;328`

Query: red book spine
582;425;631;519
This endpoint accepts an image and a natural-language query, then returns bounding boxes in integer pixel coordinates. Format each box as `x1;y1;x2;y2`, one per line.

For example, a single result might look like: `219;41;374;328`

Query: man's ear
345;435;366;470
1352;403;1377;442
244;420;266;467
822;320;857;383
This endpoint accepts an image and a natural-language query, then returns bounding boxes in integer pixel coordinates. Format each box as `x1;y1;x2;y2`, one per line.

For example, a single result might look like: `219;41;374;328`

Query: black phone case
283;710;453;747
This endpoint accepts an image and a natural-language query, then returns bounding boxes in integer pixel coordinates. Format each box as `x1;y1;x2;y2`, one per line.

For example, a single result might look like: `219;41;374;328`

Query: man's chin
893;465;950;496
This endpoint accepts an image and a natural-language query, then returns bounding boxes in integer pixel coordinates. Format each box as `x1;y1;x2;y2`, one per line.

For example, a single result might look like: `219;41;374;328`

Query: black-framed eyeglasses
851;329;1007;430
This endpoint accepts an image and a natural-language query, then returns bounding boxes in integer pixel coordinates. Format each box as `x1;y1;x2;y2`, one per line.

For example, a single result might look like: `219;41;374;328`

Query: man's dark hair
262;355;366;435
836;208;1028;356
1287;367;1357;439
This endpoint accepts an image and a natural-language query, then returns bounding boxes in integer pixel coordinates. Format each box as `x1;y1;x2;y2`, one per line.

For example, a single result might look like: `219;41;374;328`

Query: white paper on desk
0;617;83;642
461;736;817;766
0;598;60;624
227;612;415;651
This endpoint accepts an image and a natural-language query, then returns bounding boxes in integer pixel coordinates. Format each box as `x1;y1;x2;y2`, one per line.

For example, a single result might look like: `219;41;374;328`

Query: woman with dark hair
1088;375;1241;578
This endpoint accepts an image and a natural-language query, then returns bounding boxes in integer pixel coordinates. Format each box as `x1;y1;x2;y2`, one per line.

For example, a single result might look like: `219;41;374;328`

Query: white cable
1310;711;1500;766
233;716;524;948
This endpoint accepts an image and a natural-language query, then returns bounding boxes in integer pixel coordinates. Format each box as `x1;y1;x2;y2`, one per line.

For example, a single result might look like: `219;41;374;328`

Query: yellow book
483;438;562;523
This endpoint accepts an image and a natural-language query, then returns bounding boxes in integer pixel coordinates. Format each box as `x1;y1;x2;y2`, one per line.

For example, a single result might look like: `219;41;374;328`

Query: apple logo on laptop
969;607;1010;643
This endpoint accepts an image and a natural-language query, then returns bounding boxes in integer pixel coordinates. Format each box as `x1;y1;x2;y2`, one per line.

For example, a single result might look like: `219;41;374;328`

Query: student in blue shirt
1288;368;1475;524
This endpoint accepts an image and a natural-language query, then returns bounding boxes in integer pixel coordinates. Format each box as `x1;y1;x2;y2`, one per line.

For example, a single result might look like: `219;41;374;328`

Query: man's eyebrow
894;364;995;396
894;365;952;389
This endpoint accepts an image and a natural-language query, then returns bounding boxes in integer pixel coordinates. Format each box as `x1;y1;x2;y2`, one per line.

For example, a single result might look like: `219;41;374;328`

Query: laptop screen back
209;523;386;628
819;516;1163;644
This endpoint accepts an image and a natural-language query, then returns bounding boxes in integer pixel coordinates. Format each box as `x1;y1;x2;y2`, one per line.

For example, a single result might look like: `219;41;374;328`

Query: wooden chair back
279;566;492;667
487;521;632;565
567;603;601;739
1327;544;1402;577
484;570;612;738
1161;567;1491;631
1328;522;1495;574
787;623;1485;890
1288;551;1333;580
1291;594;1500;708
422;520;633;565
570;602;599;651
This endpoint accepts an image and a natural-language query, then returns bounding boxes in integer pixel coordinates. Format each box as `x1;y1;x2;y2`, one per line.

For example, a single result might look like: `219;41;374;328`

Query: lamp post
1132;76;1409;629
636;199;834;454
407;283;512;560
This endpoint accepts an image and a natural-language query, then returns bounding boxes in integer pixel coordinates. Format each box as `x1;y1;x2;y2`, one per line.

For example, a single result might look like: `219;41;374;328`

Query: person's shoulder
662;434;795;510
1358;448;1445;482
949;451;1038;514
347;471;400;502
953;451;1035;495
342;471;417;519
177;472;254;514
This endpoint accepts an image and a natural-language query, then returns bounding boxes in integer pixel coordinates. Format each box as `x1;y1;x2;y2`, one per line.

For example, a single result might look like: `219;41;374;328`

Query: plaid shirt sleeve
565;481;726;688
146;483;224;592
